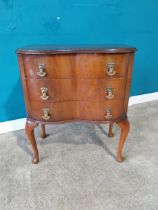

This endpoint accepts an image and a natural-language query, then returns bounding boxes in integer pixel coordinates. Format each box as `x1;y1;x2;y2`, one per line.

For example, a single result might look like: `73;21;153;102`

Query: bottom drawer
29;101;80;121
29;100;125;122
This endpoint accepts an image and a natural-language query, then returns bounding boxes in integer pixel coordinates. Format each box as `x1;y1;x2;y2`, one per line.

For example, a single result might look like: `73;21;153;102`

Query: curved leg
116;119;130;162
108;122;114;137
25;120;39;164
40;124;46;138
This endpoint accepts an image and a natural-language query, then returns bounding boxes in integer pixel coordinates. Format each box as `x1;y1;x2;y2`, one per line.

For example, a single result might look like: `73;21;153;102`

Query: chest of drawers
16;45;136;164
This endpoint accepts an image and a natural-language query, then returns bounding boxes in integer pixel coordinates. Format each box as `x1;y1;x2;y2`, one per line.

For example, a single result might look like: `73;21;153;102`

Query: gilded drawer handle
105;109;112;119
42;108;51;120
106;63;116;76
37;64;47;77
40;87;49;100
106;87;114;99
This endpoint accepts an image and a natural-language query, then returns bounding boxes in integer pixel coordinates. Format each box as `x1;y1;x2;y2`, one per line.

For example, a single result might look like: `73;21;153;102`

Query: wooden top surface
16;44;137;54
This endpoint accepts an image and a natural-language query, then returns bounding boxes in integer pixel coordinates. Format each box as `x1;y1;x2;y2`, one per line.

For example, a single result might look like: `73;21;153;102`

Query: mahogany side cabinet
16;45;137;164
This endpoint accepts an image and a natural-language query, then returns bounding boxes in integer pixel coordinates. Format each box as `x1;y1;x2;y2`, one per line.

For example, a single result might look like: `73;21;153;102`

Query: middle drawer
26;78;126;102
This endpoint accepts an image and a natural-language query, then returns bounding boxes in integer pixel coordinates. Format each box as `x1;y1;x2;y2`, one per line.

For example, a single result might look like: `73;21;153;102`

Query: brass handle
37;64;47;77
42;108;51;120
106;87;114;99
105;108;112;119
40;87;49;100
106;63;116;76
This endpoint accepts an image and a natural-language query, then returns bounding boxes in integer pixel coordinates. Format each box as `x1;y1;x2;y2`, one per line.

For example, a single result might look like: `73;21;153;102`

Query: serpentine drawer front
16;45;137;164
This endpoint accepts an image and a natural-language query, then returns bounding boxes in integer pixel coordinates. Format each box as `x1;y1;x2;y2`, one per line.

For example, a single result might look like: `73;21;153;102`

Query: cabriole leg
116;119;130;162
40;124;46;138
108;122;114;137
25;120;39;164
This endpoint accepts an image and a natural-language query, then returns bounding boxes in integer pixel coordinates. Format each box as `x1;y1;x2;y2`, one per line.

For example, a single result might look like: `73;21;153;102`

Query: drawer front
26;78;126;102
76;54;130;78
81;78;126;101
80;100;124;121
29;101;80;121
23;54;75;79
23;54;130;79
26;79;79;102
29;100;124;122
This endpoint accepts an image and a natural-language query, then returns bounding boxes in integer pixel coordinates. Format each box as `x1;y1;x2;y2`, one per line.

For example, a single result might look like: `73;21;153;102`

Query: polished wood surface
26;78;126;102
16;44;136;54
23;54;130;78
17;45;136;164
28;100;124;122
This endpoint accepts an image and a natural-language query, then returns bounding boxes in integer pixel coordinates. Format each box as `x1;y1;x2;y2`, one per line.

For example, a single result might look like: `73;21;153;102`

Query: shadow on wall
4;78;26;120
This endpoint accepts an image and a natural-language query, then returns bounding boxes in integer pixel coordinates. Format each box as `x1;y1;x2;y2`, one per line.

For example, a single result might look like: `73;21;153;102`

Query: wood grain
26;78;126;102
22;54;130;79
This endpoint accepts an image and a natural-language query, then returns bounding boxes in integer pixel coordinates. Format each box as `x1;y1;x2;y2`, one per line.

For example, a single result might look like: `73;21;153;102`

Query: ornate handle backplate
106;63;116;76
105;108;112;119
106;87;114;99
40;87;49;100
42;108;51;120
37;64;47;77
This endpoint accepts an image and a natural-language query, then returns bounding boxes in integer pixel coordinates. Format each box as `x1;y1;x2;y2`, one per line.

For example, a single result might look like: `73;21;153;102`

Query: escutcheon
105;108;112;119
42;108;51;120
37;64;47;77
106;87;114;99
106;63;116;76
40;87;49;100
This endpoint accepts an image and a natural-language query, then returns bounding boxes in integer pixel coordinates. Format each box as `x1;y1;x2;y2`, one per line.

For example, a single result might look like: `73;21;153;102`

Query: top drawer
23;54;75;79
23;54;130;79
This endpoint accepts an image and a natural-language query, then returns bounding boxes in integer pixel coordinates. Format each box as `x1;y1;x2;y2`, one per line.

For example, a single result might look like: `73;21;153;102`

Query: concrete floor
0;101;158;210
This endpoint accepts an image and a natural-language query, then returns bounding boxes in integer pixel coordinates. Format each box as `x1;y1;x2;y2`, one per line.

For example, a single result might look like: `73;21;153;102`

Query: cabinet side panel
124;53;135;114
17;54;31;117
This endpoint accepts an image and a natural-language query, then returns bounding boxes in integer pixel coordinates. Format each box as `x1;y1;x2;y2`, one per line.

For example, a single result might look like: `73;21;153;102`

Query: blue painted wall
0;0;158;122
